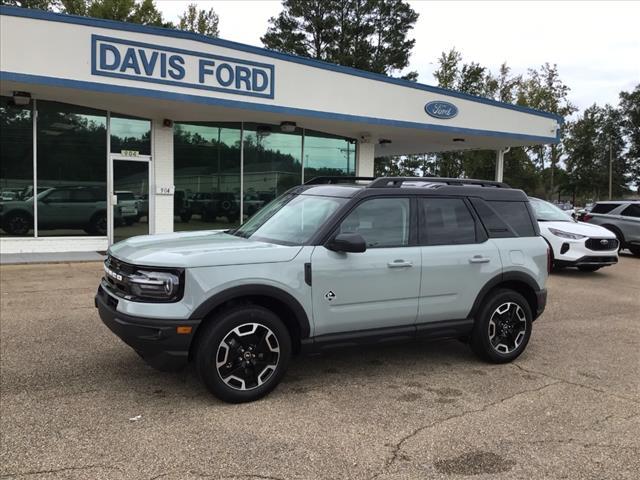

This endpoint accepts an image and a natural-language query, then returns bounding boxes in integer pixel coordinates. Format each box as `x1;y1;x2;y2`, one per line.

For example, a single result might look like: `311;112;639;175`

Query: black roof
298;176;527;201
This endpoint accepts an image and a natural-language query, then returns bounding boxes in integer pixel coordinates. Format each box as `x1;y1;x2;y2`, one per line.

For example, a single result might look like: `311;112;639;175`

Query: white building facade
0;6;561;253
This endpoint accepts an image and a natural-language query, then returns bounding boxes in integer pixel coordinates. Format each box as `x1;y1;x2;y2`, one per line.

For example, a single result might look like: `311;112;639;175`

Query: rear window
591;203;620;214
621;204;640;218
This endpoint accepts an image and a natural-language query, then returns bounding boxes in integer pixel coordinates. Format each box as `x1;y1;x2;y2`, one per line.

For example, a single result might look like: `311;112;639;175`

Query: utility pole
608;142;613;200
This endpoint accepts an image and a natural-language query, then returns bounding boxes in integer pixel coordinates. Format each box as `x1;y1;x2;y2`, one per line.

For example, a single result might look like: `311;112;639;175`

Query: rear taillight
547;246;552;274
582;214;592;222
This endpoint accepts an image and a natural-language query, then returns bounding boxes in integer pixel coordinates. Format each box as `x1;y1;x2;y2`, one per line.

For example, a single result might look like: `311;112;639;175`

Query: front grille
103;255;135;298
585;238;619;251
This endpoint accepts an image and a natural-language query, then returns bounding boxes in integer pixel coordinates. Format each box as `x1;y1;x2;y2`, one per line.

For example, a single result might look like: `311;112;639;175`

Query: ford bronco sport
96;177;549;403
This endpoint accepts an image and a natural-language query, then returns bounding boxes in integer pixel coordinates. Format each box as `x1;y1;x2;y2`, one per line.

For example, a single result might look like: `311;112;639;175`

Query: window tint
340;197;410;248
621;204;640;218
44;189;72;202
420;198;476;245
591;203;620;214
71;189;98;202
488;201;536;237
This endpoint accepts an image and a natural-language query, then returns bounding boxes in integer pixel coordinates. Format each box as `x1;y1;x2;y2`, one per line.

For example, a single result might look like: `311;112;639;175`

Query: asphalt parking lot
1;256;638;479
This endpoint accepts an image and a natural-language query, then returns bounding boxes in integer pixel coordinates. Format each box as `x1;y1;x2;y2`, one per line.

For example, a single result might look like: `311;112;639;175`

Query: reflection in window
37;101;107;236
421;198;477;245
110;114;151;155
340;198;410;248
0;96;34;236
304;131;356;180
173;122;241;231
243;124;302;216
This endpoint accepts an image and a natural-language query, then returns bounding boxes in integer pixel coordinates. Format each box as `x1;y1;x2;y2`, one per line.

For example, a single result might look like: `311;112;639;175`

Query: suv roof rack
367;177;511;189
304;176;376;185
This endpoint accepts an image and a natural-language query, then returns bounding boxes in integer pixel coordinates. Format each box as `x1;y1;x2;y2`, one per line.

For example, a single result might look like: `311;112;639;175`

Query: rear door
417;197;501;324
310;197;421;337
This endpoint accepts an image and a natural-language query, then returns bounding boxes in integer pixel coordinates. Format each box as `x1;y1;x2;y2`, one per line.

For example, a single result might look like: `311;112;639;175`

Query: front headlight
548;227;586;240
128;269;183;301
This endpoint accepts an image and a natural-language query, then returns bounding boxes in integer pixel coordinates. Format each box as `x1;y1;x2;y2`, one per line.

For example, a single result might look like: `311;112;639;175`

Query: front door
310;197;421;337
109;156;151;244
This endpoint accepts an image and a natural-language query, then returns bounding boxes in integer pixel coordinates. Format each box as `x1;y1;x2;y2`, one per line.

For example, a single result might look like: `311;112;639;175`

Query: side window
44;189;71;202
420;198;477;246
591;203;620;214
621;204;640;218
339;197;410;248
488;201;536;237
71;189;96;202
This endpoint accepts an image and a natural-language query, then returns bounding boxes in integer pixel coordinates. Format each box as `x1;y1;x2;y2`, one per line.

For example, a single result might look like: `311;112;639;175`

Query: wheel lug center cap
243;352;252;360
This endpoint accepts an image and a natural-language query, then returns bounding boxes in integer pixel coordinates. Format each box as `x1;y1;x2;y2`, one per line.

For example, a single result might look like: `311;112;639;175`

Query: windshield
232;193;347;245
529;197;574;222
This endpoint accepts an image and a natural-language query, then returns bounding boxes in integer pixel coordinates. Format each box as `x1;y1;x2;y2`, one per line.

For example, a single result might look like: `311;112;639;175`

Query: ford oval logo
425;101;458;119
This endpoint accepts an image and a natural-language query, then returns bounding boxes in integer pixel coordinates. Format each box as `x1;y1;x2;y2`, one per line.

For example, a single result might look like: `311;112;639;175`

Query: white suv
530;197;618;272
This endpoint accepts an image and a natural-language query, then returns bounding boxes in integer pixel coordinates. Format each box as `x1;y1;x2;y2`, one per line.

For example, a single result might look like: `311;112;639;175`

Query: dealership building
0;6;561;254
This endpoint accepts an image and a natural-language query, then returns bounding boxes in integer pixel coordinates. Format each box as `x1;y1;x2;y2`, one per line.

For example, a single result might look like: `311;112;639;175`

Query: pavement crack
1;464;121;478
370;381;561;479
511;363;640;405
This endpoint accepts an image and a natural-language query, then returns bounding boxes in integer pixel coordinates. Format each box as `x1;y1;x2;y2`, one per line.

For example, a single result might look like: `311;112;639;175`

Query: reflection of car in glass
530;197;618;271
1;191;17;201
187;192;212;219
0;186;110;235
174;190;192;223
189;192;239;223
134;194;148;221
96;176;549;403
582;201;640;256
242;192;265;216
114;191;139;225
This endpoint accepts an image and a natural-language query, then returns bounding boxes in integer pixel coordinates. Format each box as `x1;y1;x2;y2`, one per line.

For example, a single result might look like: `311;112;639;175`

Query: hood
539;220;616;238
109;230;302;268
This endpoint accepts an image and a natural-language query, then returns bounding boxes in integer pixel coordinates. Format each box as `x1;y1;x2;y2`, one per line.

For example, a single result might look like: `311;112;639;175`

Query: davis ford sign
425;101;458;119
91;35;275;99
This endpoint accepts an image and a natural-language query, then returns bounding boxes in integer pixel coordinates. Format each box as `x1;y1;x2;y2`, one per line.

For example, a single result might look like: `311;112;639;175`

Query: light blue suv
96;177;549;403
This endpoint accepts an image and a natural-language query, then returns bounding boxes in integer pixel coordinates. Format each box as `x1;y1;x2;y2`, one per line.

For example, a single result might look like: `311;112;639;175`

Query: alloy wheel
215;322;280;391
488;302;527;354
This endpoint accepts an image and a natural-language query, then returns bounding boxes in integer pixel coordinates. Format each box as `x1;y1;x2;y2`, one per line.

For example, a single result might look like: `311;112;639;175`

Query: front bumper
95;285;199;370
555;255;618;268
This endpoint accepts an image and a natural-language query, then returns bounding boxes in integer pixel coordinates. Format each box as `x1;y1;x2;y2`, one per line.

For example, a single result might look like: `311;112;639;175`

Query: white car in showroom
529;197;619;272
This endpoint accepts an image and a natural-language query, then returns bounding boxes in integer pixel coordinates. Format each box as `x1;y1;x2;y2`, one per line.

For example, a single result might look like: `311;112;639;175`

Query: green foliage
564;104;628;199
619;84;640;189
60;0;166;26
262;0;418;78
178;3;219;37
0;0;58;10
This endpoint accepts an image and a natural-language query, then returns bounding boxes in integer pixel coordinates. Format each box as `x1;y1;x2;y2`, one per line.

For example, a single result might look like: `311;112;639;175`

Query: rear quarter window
489;201;536;237
621;204;640;218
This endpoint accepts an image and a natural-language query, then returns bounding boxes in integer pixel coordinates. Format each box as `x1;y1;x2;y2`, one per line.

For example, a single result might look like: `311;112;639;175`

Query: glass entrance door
110;157;150;244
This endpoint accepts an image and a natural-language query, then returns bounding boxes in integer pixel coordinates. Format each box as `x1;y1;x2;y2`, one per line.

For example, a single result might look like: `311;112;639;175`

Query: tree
517;63;577;197
60;0;166;26
178;3;219;37
1;0;58;9
262;0;418;79
619;84;640;189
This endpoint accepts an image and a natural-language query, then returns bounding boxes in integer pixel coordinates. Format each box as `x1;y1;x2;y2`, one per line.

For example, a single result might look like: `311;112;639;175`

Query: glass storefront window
303;130;356;180
174;122;242;231
110;114;151;156
0;96;34;237
36;101;107;236
243;124;302;219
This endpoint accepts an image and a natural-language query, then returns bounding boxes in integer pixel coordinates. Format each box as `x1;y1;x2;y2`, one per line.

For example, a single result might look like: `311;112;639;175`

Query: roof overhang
0;6;561;156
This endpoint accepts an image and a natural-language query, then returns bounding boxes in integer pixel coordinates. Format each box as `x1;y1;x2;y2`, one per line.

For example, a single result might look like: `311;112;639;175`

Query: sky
156;0;640;116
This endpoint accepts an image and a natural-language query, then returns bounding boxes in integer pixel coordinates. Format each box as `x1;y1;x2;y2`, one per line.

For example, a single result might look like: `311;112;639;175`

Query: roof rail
367;177;511;189
304;176;376;185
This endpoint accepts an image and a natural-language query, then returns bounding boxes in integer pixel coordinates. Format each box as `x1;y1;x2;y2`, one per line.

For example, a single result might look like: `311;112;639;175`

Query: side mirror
328;233;367;253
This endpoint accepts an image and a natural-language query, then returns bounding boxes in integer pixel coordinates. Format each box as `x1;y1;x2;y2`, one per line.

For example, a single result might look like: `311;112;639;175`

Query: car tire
628;246;640;257
578;265;601;272
195;305;291;403
470;289;532;364
2;212;32;235
88;212;107;236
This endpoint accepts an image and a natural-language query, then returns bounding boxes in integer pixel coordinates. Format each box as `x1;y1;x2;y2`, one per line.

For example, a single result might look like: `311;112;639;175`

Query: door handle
387;260;413;268
469;255;491;264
